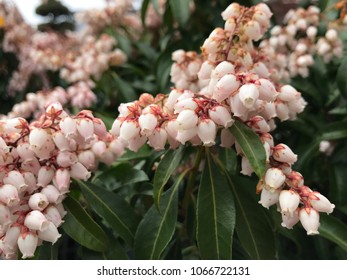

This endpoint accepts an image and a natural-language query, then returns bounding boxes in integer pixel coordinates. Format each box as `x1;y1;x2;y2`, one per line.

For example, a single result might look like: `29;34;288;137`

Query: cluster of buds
0;103;125;259
260;6;343;81
258;146;335;235
60;34;126;84
170;50;208;92
75;0;142;38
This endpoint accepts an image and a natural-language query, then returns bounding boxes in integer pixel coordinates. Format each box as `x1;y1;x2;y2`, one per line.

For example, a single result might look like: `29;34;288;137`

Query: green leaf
229;120;266;178
134;171;187;259
153;145;184;209
141;0;150;25
77;181;140;246
319;214;347;252
119;144;154;161
329;164;347;208
62;195;109;252
169;0;190;26
321;121;347;140
93;162;149;191
111;72;137;103
196;150;236;260
219;147;238;175
337;56;347;98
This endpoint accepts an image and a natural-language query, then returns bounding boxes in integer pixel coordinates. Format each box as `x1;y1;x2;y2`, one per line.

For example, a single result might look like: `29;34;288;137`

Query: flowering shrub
0;0;347;260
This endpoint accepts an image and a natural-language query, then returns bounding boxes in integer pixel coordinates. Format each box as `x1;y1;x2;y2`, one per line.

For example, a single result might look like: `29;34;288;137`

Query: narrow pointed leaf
230;120;266;178
169;0;190;26
62;195;109;252
153;145;184;209
134;171;187;259
196;150;236;260
337;56;347;98
141;0;150;25
77;181;139;246
319;214;347;252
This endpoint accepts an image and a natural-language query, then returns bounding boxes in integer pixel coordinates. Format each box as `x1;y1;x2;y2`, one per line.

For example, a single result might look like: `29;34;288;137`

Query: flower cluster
109;2;334;235
0;103;124;259
260;6;343;81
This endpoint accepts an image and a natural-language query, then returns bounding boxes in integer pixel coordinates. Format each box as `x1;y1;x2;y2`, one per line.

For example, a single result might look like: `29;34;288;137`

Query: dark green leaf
329;164;347;208
111;73;137;102
77;181;140;246
134;171;187;259
219;147;238;175
141;0;150;25
196;150;235;259
153;145;184;209
169;0;190;26
119;144;154;161
319;214;347;252
230;120;266;178
337;56;347;98
62;195;109;252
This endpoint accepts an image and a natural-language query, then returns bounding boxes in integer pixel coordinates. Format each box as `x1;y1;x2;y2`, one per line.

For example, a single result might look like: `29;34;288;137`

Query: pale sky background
12;0;110;25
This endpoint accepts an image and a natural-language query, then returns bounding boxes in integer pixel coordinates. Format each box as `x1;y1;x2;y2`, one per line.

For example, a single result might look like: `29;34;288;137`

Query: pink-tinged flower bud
174;98;198;114
148;128;167;150
38;222;61;244
276;102;290;121
23;172;37;193
258;79;277;102
244;20;262;41
128;135;147;152
138;113;158;136
3;225;21;250
259;188;280;209
16;143;35;160
99;150;115;165
326;29;338;42
52;131;71;152
255;3;273;18
278;85;299;102
220;128;235;148
28;193;49;211
55;203;67;218
198;61;214;80
238;83;259;109
273;144;297;164
3;170;27;192
213;61;235;79
176;127;197;144
78;150;96;170
209;105;234;128
175;110;199;130
92;141;107;157
213;74;240;102
120;120;140;141
165;89;183;110
0;184;20;206
281;210;299;229
41;185;62;204
299;208;320;235
224;18;236;33
229;94;248;120
24;210;50;231
54;168;71;193
110;119;121;136
60;117;77;139
77;118;94;142
109;139;125;156
29;128;48;149
248;116;270;133
70;162;91;181
4;117;27;133
197;119;217;146
93;119;107;139
306;26;317;39
56;151;77;168
44;205;64;227
202;37;219;53
279;190;300;216
310;192;335;214
172;49;185;64
17;231;38;259
0;203;11;226
37;166;55;187
264;168;286;191
221;3;241;20
0;137;10;153
241;156;253;176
